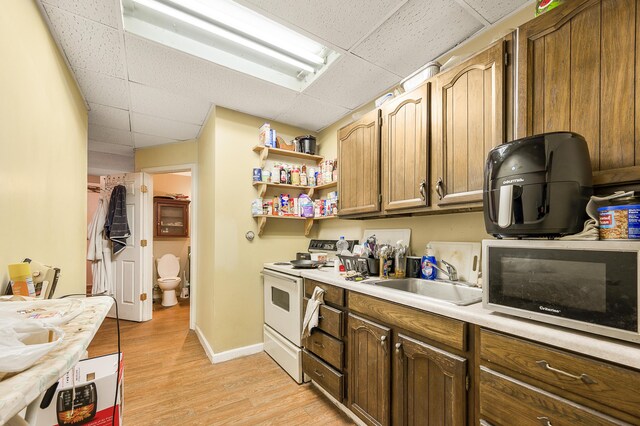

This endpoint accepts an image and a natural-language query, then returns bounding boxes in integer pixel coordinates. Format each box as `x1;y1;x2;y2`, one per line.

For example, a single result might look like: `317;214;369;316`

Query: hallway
88;300;353;425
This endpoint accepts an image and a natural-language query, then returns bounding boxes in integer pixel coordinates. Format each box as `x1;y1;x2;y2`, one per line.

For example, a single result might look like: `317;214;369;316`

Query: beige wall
0;1;88;296
201;107;312;353
152;173;192;292
135;140;198;170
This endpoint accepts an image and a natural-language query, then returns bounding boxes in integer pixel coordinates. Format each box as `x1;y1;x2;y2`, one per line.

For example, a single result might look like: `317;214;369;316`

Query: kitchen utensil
294;135;317;155
296;252;311;260
289;259;321;269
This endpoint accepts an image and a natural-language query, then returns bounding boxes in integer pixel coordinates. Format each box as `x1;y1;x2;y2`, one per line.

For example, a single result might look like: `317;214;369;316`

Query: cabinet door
155;200;189;237
338;109;381;216
393;334;467;426
381;84;430;211
517;0;640;186
347;313;391;426
435;41;505;206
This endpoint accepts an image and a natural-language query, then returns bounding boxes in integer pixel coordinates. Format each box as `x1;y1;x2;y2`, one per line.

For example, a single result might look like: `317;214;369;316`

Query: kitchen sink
367;278;482;306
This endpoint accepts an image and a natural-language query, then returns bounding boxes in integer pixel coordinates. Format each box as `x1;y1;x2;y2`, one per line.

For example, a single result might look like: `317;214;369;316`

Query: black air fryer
484;132;593;238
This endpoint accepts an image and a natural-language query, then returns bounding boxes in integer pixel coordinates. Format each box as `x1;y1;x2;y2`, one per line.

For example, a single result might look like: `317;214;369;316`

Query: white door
104;173;153;322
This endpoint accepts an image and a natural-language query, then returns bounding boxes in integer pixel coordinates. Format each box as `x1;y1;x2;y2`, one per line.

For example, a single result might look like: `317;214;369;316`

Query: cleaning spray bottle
421;244;437;280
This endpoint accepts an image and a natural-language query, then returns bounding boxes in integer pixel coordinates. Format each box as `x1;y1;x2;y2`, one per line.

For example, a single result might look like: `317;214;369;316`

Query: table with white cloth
0;296;113;425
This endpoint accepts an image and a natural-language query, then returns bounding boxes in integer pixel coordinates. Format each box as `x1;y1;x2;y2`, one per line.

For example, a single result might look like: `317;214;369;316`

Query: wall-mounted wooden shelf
252;180;337;198
253;215;336;236
253;145;323;168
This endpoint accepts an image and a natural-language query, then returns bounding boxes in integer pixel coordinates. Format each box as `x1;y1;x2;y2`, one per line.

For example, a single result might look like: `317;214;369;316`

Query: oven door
263;269;303;346
485;245;639;335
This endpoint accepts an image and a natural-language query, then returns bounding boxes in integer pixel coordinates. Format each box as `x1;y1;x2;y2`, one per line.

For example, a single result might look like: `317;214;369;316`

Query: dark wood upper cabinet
154;198;190;238
381;84;430;211
434;41;506;206
347;313;391;426
393;333;468;426
338;109;381;216
517;0;640;186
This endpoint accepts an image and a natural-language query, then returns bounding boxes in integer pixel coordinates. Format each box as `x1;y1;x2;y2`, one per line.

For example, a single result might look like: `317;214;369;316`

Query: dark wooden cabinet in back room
517;0;640;187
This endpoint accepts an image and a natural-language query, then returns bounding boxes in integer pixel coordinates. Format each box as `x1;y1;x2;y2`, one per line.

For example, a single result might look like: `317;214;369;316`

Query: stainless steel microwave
483;239;640;343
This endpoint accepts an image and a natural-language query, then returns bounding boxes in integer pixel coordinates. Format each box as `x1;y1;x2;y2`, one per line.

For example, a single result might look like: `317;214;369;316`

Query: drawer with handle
480;367;628;426
303;298;343;339
302;349;344;401
304;279;345;307
480;330;640;419
304;329;344;370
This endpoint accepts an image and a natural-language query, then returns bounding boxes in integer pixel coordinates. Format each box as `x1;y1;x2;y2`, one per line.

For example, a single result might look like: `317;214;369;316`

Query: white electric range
262;239;357;384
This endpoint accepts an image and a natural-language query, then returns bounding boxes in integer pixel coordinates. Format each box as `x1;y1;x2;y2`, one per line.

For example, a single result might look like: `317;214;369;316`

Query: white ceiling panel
462;0;530;24
352;0;483;76
125;34;298;121
239;0;408;50
88;103;130;131
42;4;126;78
89;140;135;156
276;95;350;132
131;112;201;140
304;53;400;110
129;82;211;125
133;132;180;148
42;0;122;29
88;124;133;146
73;68;129;109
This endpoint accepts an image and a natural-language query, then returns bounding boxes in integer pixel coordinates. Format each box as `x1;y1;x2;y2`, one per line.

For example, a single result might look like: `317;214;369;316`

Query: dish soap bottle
421;244;437;280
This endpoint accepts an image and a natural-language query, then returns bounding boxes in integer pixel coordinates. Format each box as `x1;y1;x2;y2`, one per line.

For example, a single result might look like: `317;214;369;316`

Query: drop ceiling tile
89;140;135;156
42;0;122;29
133;132;179;148
131;112;201;140
125;34;297;120
352;0;483;76
276;95;350;132
129;83;211;125
240;0;407;50
42;4;126;78
74;68;129;109
88;103;130;131
88;124;133;146
304;53;400;110
462;0;530;24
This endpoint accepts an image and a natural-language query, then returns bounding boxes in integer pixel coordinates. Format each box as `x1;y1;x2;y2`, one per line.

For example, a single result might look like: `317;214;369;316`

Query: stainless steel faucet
429;259;458;281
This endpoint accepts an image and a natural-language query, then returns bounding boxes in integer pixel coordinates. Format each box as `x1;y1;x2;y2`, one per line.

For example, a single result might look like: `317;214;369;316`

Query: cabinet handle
435;177;444;200
313;369;324;378
536;360;597;384
419;179;427;202
380;335;386;345
318;315;324;320
395;342;402;353
536;416;552;426
313;341;325;349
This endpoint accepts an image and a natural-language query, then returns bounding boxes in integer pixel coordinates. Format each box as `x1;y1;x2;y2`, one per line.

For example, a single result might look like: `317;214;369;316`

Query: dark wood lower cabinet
393;334;467;426
347;313;391;426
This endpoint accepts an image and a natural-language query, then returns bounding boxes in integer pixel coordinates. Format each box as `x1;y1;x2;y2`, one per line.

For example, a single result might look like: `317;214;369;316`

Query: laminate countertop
274;264;640;371
0;296;113;425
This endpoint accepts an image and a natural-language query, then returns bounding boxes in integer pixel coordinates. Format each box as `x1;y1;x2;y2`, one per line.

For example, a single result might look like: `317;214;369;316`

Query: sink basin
367;278;482;306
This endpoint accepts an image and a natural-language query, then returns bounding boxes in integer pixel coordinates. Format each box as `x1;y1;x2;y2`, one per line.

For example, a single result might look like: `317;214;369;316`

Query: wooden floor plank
88;299;353;425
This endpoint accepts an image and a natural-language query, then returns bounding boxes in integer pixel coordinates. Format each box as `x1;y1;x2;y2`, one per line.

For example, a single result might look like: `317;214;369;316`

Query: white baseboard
212;342;264;364
194;325;264;364
194;325;215;363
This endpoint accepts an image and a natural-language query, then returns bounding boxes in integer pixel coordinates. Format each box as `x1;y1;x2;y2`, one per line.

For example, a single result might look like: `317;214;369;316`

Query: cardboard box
36;353;123;426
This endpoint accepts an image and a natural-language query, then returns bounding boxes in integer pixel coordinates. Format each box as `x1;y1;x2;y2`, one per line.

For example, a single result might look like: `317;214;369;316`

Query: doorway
143;164;198;330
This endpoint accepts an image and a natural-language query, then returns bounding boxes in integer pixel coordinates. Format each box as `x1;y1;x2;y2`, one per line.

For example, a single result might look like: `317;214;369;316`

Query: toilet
156;254;181;307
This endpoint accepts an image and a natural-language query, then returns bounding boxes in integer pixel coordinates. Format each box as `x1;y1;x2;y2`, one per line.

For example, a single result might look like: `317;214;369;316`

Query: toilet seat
156;254;181;307
157;254;180;278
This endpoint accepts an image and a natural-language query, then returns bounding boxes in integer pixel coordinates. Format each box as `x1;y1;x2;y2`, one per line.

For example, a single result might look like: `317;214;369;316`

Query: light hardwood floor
88;299;353;425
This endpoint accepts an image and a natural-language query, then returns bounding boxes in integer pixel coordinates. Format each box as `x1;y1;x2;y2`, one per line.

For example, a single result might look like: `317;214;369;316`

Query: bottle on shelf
300;165;308;186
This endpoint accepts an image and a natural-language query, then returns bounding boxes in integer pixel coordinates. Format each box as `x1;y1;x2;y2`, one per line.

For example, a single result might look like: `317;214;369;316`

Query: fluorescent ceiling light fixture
122;0;339;91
